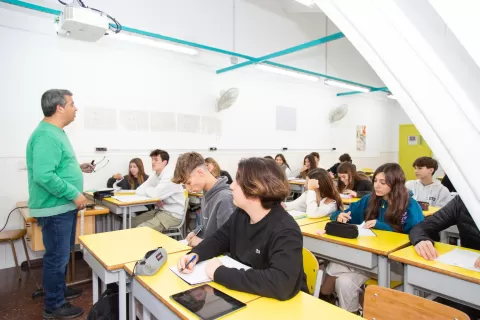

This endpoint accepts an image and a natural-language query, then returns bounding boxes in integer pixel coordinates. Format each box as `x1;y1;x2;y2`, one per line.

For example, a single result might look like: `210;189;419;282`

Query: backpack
87;285;119;320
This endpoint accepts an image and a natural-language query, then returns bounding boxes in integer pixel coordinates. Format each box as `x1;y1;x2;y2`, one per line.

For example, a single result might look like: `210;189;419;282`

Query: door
399;124;433;180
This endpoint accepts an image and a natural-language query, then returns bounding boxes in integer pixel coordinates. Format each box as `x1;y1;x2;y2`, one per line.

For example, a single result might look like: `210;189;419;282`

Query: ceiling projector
56;6;109;42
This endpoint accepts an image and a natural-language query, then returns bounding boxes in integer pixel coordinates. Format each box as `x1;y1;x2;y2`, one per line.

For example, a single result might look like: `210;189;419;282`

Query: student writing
337;162;372;198
319;163;424;314
172;152;235;247
177;157;308;300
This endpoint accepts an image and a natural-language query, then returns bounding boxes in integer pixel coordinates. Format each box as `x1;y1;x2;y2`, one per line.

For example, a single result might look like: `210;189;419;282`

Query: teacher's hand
74;194;87;210
80;163;95;173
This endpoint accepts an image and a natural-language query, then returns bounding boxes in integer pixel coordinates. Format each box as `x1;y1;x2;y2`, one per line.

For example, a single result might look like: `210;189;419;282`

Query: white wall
0;1;408;269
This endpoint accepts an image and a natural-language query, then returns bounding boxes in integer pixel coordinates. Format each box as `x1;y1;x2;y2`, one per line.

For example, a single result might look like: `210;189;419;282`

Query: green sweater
26;121;83;217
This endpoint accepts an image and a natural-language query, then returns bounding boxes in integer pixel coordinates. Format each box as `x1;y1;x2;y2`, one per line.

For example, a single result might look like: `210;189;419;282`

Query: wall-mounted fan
216;88;239;112
329;104;348;123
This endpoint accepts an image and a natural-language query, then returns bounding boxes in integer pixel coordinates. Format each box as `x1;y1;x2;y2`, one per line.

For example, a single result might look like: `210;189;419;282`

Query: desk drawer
303;236;377;269
406;266;479;308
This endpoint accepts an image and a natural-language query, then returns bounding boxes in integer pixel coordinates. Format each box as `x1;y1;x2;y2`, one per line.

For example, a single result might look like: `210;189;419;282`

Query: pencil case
325;221;358;239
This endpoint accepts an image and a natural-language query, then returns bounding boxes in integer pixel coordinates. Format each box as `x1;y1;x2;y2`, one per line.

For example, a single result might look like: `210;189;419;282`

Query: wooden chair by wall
0;229;31;280
363;285;469;320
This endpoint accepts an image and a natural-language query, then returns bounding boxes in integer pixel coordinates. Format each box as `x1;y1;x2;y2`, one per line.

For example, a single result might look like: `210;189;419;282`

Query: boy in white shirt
132;149;185;231
405;157;451;207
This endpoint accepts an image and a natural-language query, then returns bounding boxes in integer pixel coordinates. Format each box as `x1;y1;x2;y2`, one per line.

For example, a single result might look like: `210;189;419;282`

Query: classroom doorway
399;124;433;180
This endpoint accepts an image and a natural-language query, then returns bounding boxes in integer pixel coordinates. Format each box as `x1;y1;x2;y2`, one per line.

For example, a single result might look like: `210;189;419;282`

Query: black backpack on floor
87;285;119;320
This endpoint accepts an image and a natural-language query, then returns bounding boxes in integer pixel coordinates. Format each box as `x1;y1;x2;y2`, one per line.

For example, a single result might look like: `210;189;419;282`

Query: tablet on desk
171;284;246;320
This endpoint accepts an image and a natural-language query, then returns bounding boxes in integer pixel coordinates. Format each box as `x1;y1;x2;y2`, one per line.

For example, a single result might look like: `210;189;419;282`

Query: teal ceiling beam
336;86;389;96
216;32;345;74
1;0;379;92
0;0;61;14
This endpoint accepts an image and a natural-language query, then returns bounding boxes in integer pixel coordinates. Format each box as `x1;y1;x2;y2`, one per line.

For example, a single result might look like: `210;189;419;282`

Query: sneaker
43;302;84;319
65;287;83;300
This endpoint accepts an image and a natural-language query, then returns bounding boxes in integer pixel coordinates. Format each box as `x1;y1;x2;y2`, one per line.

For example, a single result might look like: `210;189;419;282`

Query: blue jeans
38;209;78;311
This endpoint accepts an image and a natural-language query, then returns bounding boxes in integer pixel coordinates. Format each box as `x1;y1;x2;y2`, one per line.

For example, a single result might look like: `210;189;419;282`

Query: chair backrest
363;285;470;320
302;248;319;295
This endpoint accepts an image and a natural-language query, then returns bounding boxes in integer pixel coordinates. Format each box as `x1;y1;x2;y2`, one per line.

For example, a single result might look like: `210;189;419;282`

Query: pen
91;160;95;165
180;254;197;272
193;226;203;237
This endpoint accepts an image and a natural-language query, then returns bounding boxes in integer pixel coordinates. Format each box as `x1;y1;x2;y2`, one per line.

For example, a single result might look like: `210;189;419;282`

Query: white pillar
315;0;480;228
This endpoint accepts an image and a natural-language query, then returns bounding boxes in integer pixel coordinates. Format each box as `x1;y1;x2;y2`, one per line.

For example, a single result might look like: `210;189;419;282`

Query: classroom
0;0;479;319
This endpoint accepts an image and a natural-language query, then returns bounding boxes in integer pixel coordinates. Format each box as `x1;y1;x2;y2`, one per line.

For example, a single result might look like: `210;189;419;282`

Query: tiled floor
0;259;94;320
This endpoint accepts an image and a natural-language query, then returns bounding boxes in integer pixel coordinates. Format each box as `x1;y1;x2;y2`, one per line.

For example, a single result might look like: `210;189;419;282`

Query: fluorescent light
387;93;396;99
255;64;319;82
293;0;316;7
324;79;371;93
112;33;198;56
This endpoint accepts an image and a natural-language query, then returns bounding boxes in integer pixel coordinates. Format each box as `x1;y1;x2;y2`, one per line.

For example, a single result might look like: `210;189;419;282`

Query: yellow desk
17;201;109;252
125;251;260;320
389;244;480;309
227;292;362;320
84;192;160;229
342;197;361;205
79;227;190;320
422;206;440;217
288;179;306;194
301;220;410;288
295;216;329;227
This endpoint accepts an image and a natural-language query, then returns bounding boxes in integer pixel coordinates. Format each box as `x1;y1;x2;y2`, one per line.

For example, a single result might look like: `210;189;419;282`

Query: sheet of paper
435;248;480;272
357;222;376;237
288;178;306;182
178;239;188;245
170;256;251;285
111;195;152;202
287;210;307;219
340;194;351;199
115;190;136;194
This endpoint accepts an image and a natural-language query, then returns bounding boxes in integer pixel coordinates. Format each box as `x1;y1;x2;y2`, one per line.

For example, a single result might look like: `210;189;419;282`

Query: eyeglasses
92;157;109;173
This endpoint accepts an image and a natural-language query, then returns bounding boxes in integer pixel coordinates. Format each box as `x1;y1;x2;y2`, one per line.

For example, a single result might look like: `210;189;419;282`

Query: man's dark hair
41;89;72;117
150;149;170;164
413;157;438;175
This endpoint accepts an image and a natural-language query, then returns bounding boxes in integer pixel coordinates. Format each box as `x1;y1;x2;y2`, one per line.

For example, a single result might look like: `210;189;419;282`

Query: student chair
164;190;189;240
363;285;469;320
0;229;31;280
302;248;322;297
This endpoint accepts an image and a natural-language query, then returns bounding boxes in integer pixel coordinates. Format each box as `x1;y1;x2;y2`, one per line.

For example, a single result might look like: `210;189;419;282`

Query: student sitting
409;195;480;319
337;162;373;198
319;163;424;314
441;174;457;193
132;149;185;231
264;155;274;160
172;152;235;247
283;168;343;218
275;153;291;178
106;158;149;190
328;153;352;177
406;157;451;207
310;152;324;169
297;154;317;179
205;157;233;185
177;157;308;300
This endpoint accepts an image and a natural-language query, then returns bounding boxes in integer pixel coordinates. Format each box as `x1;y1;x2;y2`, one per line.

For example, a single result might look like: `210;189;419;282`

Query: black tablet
171;284;246;320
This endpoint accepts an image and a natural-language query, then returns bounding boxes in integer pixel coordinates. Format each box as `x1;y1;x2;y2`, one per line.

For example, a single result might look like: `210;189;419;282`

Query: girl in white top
283;168;343;218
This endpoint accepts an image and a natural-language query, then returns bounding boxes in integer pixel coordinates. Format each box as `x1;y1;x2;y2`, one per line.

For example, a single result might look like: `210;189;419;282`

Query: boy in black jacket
409;195;480;318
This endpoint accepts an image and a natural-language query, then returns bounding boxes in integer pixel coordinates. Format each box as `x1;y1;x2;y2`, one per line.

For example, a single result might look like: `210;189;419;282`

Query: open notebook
357;222;376;237
170;256;251;285
435;248;480;272
111;195;153;202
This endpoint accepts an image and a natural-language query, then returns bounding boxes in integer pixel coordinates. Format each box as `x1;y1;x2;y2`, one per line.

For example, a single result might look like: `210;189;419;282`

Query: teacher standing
26;89;94;319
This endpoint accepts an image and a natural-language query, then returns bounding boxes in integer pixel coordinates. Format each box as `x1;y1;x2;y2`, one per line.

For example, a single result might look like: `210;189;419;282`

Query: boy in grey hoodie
405;157;451;207
172;152;235;247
